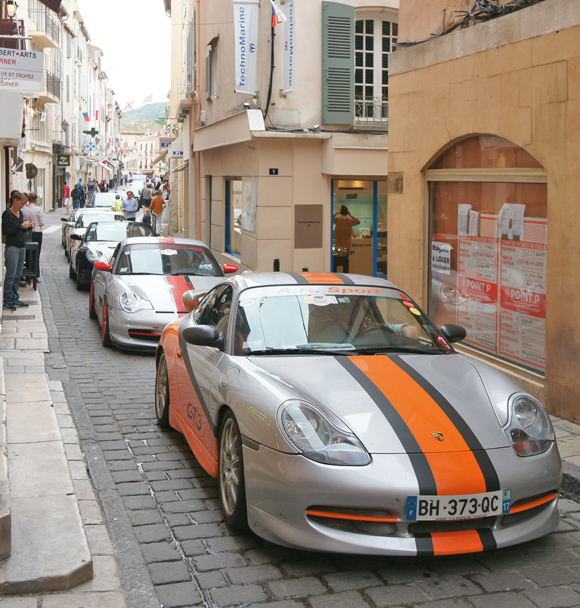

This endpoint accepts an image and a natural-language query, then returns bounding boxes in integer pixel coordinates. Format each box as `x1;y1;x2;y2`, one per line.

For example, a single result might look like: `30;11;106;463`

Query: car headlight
504;393;554;457
86;248;104;263
119;290;153;313
278;400;370;466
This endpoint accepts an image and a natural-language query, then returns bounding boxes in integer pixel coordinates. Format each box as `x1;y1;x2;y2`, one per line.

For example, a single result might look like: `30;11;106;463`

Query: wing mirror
440;324;467;344
183;325;222;348
183;289;200;312
70;233;82;241
223;263;238;274
94;261;112;272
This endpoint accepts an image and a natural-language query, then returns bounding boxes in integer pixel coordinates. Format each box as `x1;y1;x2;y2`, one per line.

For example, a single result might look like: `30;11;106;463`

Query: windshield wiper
248;346;353;356
356;345;443;355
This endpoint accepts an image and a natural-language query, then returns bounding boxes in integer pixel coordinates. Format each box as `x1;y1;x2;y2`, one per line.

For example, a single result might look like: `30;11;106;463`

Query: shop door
331;180;387;277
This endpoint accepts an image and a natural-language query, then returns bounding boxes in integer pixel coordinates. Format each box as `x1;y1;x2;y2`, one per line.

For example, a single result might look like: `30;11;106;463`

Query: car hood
248;353;510;454
120;275;222;313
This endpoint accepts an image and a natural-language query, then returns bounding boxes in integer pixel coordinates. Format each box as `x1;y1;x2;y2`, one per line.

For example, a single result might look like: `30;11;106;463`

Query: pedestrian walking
22;192;44;281
113;175;118;190
150;190;166;235
71;183;84;210
2;191;33;310
332;205;360;273
87;179;97;206
121;191;138;221
141;182;152;209
63;182;71;214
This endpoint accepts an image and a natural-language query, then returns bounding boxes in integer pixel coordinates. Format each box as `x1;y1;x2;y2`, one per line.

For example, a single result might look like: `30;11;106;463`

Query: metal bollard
273;258;280;272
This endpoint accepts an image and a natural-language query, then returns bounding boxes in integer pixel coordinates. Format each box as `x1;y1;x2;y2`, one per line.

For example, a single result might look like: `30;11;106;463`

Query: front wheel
155;352;171;428
101;301;111;347
218;412;248;530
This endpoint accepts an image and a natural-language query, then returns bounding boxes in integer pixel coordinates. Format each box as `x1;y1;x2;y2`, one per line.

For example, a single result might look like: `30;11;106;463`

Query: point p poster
456;204;547;372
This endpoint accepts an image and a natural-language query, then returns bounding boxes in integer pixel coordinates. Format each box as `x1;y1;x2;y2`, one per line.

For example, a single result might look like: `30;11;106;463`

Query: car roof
120;236;212;248
231;272;397;291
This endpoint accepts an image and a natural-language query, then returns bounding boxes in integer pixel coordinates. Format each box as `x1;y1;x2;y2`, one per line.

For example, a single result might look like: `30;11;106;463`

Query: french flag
270;0;286;27
82;112;90;122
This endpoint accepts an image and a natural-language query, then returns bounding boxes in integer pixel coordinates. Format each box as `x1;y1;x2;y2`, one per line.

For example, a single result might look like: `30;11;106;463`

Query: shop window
331;180;387;277
225;179;242;258
427;135;547;373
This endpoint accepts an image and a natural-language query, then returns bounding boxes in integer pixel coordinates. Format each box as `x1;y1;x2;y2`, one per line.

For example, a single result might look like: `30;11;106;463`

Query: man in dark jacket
2;191;33;310
71;184;84;209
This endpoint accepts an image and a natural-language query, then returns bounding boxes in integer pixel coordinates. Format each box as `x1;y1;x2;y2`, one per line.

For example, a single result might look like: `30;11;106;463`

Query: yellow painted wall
388;2;580;419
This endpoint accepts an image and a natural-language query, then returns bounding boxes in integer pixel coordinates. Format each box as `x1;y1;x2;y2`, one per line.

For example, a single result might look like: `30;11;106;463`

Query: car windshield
116;243;222;276
76;213;123;228
233;286;450;355
85;222;153;242
93;193;118;206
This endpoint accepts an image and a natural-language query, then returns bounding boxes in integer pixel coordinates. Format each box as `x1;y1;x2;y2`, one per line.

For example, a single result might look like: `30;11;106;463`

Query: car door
93;242;121;320
175;285;234;460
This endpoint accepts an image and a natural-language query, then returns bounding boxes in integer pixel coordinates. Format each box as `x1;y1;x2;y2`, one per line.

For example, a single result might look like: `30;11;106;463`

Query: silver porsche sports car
155;272;561;556
90;237;238;350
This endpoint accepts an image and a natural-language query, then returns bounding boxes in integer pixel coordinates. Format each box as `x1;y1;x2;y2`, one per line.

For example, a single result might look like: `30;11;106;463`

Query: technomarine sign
233;0;259;95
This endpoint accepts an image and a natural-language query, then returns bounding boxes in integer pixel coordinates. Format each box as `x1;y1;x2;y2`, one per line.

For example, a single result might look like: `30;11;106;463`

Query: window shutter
188;9;196;93
321;2;354;125
205;49;212;100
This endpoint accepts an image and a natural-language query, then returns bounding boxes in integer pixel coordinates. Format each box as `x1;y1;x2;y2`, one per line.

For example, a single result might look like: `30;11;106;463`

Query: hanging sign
233;0;259;94
283;0;295;94
0;49;44;95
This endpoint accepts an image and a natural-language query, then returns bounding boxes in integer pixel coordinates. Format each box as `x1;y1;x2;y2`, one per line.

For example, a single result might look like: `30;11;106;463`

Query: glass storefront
428;136;547;373
331;180;387;278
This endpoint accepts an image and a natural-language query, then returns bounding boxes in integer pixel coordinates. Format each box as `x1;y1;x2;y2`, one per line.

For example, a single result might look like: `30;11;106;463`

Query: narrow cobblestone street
37;210;580;608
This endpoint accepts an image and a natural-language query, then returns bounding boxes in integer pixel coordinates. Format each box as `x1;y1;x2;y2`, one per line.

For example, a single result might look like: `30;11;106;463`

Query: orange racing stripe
431;530;484;555
348;356;487;496
299;272;346;285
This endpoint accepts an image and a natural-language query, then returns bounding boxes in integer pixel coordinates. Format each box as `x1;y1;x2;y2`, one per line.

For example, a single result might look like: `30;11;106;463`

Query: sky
77;0;172;112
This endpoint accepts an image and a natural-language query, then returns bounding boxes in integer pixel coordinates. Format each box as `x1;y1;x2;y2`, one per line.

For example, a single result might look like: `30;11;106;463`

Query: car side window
194;286;233;340
109;243;122;269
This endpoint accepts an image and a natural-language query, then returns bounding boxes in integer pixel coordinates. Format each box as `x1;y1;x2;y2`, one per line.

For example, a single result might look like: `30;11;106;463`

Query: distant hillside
121;102;168;124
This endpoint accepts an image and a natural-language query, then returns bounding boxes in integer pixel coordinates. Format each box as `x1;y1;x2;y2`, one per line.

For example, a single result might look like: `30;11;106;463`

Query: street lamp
6;0;18;20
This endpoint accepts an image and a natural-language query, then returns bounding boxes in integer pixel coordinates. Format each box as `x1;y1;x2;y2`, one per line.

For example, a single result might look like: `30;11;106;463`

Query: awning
38;0;62;12
98;161;112;173
168;135;184;157
172;160;189;173
151;149;168;165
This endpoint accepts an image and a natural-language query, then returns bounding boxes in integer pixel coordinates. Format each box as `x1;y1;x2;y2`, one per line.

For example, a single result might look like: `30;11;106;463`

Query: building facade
168;0;398;274
388;0;580;418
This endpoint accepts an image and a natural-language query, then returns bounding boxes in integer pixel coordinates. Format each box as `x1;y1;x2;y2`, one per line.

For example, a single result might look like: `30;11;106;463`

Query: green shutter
205;49;212;100
321;1;354;125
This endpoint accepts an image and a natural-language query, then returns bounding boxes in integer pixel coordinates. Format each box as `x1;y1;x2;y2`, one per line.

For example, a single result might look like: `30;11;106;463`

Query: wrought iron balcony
355;96;389;128
38;69;60;104
28;7;59;49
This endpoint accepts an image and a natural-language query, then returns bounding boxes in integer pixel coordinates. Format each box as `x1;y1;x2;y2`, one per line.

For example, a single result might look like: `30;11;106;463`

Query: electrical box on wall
200;110;206;125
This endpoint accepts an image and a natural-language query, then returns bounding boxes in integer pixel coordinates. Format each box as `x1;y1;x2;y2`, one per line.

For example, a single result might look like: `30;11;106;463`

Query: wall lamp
6;0;18;19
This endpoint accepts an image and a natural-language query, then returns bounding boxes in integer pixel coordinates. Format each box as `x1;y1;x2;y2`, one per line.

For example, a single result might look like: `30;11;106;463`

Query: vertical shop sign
233;0;259;94
432;241;451;275
283;0;296;93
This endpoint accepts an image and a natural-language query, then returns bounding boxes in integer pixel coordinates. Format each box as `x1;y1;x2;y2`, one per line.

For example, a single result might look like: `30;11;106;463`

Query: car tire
75;259;85;290
89;283;97;319
155;351;171;428
69;261;76;279
101;301;112;347
218;411;248;530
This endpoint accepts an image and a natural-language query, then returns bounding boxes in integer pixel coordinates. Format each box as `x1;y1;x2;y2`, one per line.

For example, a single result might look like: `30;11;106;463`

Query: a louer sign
233;0;259;95
0;49;44;95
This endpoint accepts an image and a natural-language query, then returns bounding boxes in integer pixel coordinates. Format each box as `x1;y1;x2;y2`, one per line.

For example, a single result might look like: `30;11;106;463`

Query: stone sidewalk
0;282;129;607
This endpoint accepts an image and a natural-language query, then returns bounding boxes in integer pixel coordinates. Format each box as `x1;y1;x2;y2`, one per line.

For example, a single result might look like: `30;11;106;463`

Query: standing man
150;190;166;235
113;174;118;191
141;182;152;210
87;178;97;207
2;191;33;310
63;181;71;214
71;183;84;209
121;190;138;221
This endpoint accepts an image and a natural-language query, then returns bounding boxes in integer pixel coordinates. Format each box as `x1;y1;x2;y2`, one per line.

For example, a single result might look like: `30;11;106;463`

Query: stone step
0;372;93;595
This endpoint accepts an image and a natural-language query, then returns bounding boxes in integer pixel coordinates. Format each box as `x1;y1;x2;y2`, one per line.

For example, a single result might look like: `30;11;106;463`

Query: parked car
69;221;154;289
93;192;121;209
90;237;238;350
154;272;561;556
61;207;109;249
65;211;126;260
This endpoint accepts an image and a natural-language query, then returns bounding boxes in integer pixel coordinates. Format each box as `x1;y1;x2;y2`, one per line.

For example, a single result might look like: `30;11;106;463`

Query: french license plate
406;490;511;521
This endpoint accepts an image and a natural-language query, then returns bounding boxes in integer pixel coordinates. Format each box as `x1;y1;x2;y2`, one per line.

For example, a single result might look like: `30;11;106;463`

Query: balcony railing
0;19;25;50
28;7;59;46
355;96;389;128
41;69;61;101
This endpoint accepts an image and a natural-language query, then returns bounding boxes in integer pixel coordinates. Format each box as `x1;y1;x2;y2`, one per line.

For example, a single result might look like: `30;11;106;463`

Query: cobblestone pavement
39;211;580;608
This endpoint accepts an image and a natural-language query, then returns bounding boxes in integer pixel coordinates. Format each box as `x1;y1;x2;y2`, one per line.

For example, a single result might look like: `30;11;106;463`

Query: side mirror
70;233;82;241
61;217;68;222
223;263;238;274
183;289;200;312
94;261;112;272
183;325;222;348
440;324;467;344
